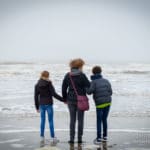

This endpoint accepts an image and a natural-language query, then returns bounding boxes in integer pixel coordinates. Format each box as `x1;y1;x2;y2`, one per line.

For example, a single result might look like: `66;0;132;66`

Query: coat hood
37;79;50;88
91;74;102;80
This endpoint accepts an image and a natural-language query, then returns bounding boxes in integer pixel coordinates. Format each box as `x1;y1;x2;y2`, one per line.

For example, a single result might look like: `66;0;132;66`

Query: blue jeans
96;106;110;139
40;105;55;138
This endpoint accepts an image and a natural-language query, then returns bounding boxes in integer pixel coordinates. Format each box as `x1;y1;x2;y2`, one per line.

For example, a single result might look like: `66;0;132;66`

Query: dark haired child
87;66;112;144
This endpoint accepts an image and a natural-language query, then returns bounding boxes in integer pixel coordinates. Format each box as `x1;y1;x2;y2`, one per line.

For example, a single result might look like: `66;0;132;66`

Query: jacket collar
70;68;81;76
91;74;102;80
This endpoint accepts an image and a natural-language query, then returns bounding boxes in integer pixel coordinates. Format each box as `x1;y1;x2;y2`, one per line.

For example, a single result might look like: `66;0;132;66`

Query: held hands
63;99;67;104
36;109;40;113
64;101;67;104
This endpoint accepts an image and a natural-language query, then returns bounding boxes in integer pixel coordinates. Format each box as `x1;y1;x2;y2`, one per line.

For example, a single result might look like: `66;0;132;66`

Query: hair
40;70;49;79
69;58;85;69
92;66;102;74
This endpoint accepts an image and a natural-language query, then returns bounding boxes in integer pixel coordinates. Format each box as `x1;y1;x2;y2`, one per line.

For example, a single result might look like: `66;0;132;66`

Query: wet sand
0;111;150;150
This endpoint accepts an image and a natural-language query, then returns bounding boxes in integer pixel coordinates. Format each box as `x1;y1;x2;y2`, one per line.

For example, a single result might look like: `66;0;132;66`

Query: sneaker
102;137;108;142
93;138;101;145
52;137;59;144
40;136;45;142
40;137;45;147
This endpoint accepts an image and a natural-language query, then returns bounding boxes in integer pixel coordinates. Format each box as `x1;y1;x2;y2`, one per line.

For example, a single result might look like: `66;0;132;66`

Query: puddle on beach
11;143;25;148
125;147;149;150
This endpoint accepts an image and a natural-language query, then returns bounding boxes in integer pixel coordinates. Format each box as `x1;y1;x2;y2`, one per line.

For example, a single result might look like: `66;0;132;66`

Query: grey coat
87;74;112;106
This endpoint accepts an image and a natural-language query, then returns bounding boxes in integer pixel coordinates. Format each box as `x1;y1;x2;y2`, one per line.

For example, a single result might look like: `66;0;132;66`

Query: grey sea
0;62;150;117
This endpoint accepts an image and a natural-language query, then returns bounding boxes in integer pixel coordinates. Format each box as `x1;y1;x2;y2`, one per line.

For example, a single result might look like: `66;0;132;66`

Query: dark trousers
68;103;84;141
96;106;110;139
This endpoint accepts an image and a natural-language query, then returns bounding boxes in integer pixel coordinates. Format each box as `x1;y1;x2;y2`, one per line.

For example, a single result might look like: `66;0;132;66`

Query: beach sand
0;111;150;150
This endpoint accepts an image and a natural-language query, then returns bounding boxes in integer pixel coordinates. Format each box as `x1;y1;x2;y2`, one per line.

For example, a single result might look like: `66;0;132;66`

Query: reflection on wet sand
69;144;80;150
69;142;108;150
102;142;108;150
97;142;108;150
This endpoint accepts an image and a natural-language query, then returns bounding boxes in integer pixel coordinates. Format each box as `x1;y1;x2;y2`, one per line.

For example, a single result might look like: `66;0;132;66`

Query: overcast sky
0;0;150;63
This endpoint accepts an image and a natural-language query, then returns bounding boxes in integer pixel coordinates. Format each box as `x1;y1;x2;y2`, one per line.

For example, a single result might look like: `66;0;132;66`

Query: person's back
62;70;89;103
89;75;112;107
35;78;62;106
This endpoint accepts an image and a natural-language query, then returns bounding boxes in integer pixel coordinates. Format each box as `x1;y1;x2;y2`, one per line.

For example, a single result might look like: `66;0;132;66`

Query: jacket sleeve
50;82;64;102
34;84;39;110
108;81;113;96
83;74;90;88
86;81;95;95
62;74;69;100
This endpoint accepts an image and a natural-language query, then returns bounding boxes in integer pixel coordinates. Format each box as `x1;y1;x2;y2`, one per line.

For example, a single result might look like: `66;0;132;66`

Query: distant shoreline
0;61;150;65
